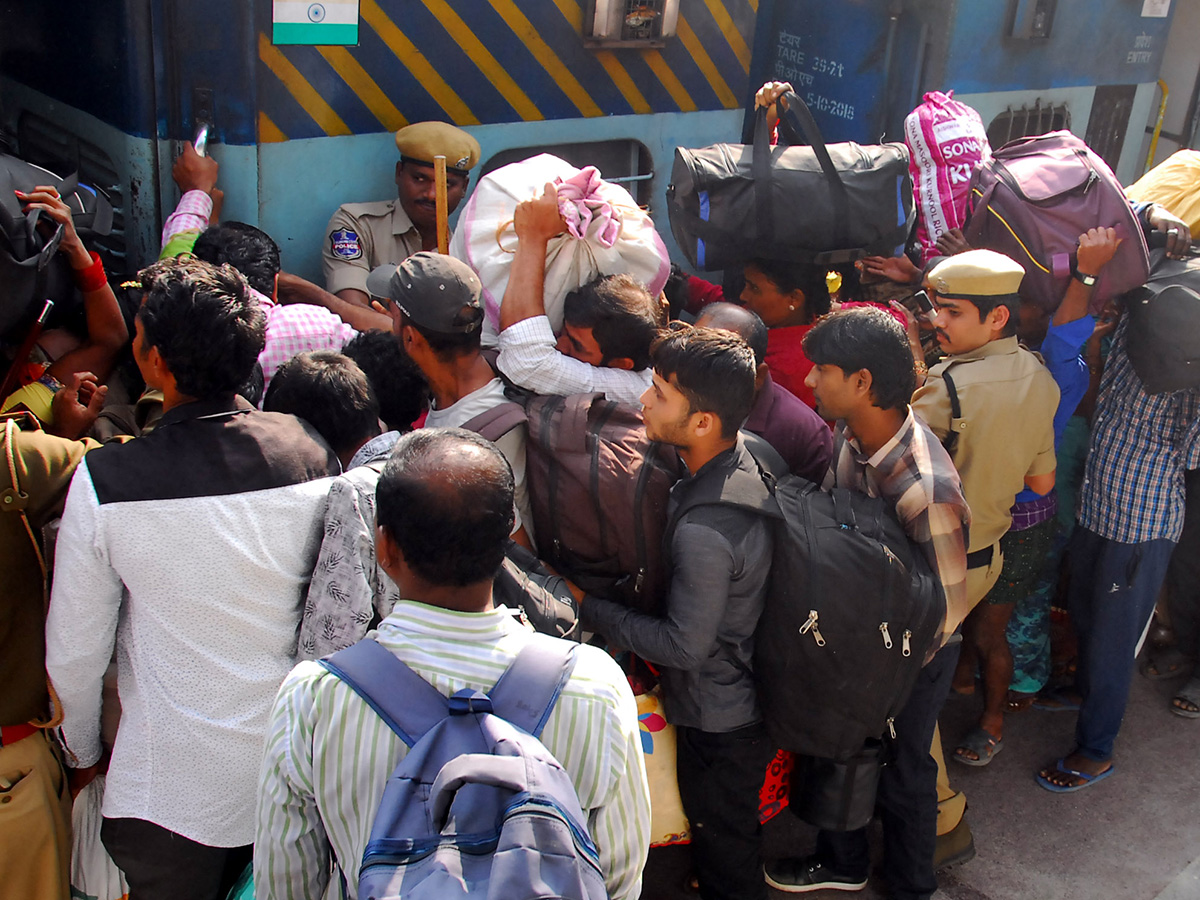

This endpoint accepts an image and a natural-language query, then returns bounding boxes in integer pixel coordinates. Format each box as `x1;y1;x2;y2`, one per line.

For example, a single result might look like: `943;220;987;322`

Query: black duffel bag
1126;246;1200;394
0;154;114;338
667;91;914;271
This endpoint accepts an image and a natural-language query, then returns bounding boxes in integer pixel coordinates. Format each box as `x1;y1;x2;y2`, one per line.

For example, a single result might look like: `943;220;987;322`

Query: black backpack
670;435;945;761
1125;246;1200;394
0;154;114;338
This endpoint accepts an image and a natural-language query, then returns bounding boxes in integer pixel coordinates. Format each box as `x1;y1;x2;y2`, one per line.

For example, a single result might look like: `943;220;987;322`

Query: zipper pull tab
902;629;912;657
799;610;826;646
635;568;645;593
879;622;893;649
887;717;896;739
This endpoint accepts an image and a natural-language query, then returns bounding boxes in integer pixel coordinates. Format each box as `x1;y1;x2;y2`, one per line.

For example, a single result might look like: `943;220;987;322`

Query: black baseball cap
366;252;484;334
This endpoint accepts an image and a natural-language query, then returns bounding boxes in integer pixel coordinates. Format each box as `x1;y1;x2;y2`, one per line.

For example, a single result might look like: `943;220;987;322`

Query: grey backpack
318;635;606;900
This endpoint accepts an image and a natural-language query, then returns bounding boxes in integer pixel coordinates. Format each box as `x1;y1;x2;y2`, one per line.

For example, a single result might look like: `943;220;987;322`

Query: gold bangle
914;360;929;377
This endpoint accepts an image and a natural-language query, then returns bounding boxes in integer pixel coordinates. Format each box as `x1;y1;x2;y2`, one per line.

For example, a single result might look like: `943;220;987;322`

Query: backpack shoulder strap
461;400;527;443
488;634;579;738
318;639;449;748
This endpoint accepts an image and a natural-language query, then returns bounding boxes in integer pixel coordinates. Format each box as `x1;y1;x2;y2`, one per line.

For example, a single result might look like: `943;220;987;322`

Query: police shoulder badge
330;230;363;261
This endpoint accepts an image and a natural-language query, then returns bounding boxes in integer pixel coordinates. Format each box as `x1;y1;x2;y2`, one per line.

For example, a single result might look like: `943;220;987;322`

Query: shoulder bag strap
318;639;449;748
488;634;579;738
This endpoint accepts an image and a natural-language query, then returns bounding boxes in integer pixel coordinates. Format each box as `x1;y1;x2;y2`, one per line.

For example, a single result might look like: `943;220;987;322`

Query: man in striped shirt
255;428;651;900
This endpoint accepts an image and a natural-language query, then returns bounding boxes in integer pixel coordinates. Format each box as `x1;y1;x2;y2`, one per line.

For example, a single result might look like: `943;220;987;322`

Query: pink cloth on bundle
904;91;992;264
556;167;621;248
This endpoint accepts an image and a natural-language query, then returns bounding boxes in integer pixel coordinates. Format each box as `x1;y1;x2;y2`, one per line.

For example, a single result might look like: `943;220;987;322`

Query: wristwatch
1073;270;1097;287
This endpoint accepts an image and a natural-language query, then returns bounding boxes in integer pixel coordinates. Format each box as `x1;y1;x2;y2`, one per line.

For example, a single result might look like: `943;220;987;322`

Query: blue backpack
318;634;608;900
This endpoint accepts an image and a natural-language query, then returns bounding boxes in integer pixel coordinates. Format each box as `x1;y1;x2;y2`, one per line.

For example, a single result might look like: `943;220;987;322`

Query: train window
986;101;1070;148
583;0;679;47
480;140;654;207
16;111;128;276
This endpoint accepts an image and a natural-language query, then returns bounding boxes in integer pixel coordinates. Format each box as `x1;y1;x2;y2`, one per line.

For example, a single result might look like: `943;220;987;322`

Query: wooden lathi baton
0;299;54;404
434;155;449;254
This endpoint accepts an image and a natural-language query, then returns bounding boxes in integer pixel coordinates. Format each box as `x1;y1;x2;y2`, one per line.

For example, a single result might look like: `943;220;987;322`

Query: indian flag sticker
272;0;359;45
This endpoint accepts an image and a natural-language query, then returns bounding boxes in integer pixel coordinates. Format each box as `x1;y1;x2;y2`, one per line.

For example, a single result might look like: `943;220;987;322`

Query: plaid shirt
1078;315;1200;543
826;408;971;640
160;190;212;247
161;195;357;394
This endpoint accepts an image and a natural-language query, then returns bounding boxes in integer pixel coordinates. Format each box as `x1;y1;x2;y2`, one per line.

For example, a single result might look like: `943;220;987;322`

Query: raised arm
18;187;128;384
498;183;566;332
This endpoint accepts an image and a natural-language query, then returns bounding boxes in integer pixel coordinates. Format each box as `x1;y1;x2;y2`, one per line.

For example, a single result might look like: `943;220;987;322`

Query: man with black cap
367;252;534;549
324;122;482;308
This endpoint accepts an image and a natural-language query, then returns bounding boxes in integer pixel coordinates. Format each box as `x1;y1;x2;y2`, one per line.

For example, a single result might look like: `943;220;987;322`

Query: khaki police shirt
322;199;423;296
912;336;1059;553
1;420;97;724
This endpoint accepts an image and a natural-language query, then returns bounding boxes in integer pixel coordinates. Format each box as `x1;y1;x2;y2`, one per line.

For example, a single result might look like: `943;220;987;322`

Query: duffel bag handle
752;91;851;252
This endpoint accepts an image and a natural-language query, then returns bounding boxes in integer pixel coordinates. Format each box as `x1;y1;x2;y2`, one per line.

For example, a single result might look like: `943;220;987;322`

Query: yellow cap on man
394;122;481;175
928;249;1026;298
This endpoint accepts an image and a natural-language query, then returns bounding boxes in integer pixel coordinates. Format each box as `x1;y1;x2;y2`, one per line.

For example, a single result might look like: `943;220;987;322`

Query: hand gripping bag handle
752;91;851;249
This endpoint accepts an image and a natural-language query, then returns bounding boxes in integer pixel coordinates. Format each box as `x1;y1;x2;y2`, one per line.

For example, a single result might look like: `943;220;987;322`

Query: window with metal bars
986;101;1071;149
621;0;665;41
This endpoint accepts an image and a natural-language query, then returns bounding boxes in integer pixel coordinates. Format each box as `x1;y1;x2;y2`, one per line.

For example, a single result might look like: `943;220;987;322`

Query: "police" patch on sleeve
330;230;363;260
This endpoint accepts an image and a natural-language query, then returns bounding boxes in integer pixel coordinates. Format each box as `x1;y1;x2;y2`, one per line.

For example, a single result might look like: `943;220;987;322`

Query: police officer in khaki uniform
322;121;482;307
911;249;1059;869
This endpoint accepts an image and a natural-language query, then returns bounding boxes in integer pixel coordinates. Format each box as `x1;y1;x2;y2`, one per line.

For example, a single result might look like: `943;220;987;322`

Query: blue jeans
1068;527;1176;761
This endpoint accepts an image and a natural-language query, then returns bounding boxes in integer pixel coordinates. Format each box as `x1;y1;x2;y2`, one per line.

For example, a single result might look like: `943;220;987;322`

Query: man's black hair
962;292;1021;337
649;323;756;440
401;312;481;359
192;222;281;297
563;274;664;371
135;258;265;400
802;306;915;410
263;351;380;456
747;257;832;320
376;428;514;586
239;361;265;407
695;302;768;367
342;329;428;432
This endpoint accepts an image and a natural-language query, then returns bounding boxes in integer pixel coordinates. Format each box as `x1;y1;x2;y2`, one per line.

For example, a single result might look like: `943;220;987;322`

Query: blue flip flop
1031;691;1081;712
1035;758;1115;793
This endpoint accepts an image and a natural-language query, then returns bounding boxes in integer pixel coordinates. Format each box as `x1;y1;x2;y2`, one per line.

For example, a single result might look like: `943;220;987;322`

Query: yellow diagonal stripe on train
360;0;480;125
644;51;697;112
545;0;650;116
258;111;289;143
420;0;544;121
318;46;408;131
258;33;352;137
595;51;653;114
488;0;602;118
700;0;752;73
677;15;737;108
747;0;758;11
545;0;582;26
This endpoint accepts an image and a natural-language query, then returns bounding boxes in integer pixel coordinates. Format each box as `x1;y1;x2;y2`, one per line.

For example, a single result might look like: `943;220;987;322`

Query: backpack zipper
799;609;826;647
879;622;893;649
902;629;912;658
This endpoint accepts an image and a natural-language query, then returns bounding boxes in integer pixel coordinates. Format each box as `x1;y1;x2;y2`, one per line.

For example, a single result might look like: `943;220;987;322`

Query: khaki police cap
927;249;1026;299
394;122;481;174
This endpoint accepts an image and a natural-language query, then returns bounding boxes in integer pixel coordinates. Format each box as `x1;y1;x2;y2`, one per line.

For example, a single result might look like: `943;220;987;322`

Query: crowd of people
3;84;1199;900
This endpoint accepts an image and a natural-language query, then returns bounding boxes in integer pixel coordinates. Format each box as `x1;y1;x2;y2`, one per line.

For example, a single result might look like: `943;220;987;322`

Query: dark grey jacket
581;435;774;732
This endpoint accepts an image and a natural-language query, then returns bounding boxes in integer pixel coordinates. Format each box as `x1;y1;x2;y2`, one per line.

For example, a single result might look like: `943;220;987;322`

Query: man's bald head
376;428;514;587
696;302;769;366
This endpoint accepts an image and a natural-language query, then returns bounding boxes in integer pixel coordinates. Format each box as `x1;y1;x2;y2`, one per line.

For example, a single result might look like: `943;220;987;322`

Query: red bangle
73;251;108;293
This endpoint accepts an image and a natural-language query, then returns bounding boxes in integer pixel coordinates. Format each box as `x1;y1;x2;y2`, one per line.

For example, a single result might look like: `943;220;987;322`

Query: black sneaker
764;857;868;893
